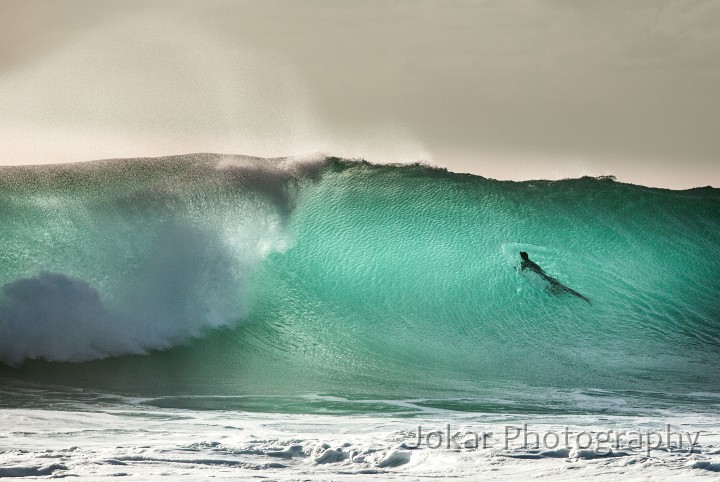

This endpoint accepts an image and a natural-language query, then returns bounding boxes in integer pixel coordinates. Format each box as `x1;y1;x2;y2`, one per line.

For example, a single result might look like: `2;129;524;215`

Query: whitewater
1;153;719;479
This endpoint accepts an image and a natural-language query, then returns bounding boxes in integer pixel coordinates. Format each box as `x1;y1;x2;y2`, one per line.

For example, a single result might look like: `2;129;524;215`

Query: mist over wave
0;153;718;404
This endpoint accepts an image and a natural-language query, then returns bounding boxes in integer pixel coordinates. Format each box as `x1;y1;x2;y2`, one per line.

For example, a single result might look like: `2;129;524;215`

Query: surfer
519;252;591;304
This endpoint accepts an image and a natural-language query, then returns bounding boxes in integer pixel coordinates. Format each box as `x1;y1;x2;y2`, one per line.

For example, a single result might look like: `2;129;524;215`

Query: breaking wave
0;154;718;405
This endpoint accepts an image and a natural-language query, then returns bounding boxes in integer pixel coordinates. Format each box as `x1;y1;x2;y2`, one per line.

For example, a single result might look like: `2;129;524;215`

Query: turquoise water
1;154;718;413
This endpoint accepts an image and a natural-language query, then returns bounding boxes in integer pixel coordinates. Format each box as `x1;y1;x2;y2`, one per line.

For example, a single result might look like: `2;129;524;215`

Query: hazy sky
1;0;718;188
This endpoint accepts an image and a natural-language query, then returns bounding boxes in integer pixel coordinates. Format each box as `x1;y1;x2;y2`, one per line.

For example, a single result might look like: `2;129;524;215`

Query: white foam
1;393;719;480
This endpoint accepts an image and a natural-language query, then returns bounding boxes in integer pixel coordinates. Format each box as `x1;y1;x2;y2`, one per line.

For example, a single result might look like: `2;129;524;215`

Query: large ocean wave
1;154;718;405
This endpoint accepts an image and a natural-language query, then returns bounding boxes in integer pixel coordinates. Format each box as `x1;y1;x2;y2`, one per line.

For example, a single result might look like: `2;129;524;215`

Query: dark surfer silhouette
519;252;591;304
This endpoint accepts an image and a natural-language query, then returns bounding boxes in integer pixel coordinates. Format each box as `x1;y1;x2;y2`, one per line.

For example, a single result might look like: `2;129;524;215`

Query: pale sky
1;0;718;188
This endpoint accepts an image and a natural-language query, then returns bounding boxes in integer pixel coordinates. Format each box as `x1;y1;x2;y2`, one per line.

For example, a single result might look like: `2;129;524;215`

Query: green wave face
1;155;719;409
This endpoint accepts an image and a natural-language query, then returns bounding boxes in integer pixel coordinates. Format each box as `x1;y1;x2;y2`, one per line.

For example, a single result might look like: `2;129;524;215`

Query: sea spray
0;154;323;364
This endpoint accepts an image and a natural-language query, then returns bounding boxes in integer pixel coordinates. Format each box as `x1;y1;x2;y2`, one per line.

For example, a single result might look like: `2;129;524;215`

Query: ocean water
1;154;719;479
